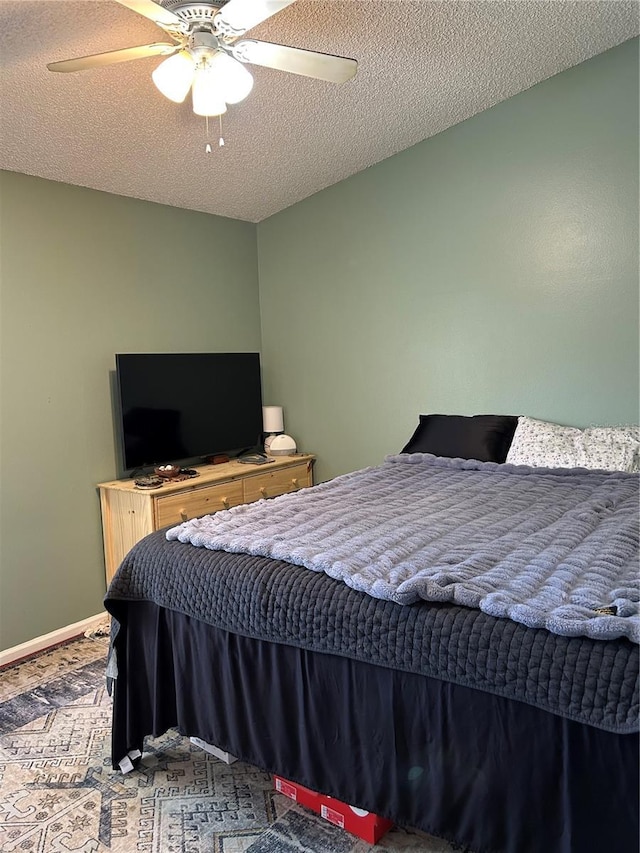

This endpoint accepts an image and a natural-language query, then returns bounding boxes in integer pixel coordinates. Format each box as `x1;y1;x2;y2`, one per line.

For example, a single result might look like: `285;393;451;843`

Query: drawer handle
180;510;188;522
291;478;299;488
222;497;229;509
260;487;267;497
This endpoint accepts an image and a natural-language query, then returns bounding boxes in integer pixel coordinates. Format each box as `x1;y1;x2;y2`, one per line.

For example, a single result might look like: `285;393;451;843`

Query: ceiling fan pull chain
204;115;224;152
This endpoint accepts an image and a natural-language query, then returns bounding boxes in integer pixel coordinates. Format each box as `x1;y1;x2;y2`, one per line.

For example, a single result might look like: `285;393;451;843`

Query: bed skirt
107;600;639;853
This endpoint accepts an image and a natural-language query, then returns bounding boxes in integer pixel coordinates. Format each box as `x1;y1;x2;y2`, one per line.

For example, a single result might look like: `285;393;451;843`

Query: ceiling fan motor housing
159;2;244;43
160;0;225;22
189;30;221;57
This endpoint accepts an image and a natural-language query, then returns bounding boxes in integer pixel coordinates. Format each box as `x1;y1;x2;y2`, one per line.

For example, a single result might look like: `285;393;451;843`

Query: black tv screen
115;353;263;471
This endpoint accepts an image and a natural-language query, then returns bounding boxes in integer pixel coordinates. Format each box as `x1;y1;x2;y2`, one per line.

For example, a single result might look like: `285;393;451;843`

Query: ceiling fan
47;0;357;117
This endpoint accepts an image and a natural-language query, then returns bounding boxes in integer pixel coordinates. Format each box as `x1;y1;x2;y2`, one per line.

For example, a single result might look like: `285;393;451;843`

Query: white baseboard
0;613;107;668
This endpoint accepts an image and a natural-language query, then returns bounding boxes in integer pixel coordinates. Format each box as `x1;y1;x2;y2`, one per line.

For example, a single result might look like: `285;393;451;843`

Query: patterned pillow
506;417;640;472
584;426;640;472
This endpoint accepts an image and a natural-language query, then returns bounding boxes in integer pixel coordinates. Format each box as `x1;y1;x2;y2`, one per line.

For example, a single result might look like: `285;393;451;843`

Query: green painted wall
0;173;259;649
257;39;640;483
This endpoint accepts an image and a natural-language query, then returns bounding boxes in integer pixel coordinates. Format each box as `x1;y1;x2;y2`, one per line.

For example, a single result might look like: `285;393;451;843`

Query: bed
104;422;639;853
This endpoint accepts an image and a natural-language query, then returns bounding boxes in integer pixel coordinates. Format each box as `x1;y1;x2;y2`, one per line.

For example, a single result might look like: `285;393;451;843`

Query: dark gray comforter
106;528;639;735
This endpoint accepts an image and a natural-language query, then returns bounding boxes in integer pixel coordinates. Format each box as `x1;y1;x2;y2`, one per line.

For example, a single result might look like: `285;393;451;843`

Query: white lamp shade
214;53;253;104
192;65;228;116
152;51;195;103
263;406;284;433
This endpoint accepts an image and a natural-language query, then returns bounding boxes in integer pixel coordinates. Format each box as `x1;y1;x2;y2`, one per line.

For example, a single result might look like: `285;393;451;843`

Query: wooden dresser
98;454;315;585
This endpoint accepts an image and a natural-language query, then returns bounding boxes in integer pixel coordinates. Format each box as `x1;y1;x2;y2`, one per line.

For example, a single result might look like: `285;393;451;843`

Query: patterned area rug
0;634;459;853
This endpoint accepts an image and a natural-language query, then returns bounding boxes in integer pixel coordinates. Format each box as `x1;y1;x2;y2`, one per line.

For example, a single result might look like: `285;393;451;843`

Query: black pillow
401;414;519;463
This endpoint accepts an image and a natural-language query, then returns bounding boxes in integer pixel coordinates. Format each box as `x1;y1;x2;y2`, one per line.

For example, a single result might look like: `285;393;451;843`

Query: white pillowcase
506;417;640;472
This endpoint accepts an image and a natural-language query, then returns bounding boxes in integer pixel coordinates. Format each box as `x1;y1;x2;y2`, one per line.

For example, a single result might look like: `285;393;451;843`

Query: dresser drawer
243;462;311;504
155;480;244;527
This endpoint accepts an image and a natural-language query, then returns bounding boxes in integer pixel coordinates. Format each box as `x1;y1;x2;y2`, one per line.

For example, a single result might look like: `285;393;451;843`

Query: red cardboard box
273;776;393;844
273;776;322;813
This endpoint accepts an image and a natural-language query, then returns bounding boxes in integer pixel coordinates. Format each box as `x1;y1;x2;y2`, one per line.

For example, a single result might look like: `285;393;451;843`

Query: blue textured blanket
167;454;640;643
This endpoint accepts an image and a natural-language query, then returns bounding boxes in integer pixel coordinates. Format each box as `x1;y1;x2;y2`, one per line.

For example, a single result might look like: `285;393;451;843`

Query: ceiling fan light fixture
152;50;195;103
192;64;227;116
215;52;254;104
46;0;358;128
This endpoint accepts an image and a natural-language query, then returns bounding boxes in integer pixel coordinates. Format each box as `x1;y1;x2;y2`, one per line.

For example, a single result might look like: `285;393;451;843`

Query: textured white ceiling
0;1;637;222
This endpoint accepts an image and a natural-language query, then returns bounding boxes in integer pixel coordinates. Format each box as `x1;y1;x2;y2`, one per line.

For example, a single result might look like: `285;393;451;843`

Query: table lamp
263;406;284;454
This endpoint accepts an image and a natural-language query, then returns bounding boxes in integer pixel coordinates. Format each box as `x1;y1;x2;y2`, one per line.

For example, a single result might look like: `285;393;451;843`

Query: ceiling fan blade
214;0;297;36
232;40;357;83
47;43;178;73
113;0;185;31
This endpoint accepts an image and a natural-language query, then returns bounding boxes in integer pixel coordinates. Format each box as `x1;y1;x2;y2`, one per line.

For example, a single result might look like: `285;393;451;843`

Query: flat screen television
115;352;263;472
